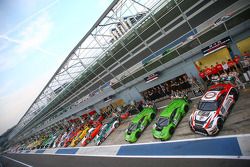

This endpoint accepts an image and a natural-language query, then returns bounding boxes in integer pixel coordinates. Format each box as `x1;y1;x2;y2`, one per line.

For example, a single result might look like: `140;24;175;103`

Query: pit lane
77;88;250;147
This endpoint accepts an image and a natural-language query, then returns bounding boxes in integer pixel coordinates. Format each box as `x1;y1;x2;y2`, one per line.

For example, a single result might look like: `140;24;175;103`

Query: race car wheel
234;92;239;101
169;127;175;135
217;118;224;131
100;138;105;144
114;123;119;128
86;139;90;144
232;89;239;101
184;105;189;113
150;113;156;120
135;132;141;139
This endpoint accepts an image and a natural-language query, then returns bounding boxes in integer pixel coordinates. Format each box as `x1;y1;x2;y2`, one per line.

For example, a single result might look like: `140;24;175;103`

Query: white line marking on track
2;155;33;167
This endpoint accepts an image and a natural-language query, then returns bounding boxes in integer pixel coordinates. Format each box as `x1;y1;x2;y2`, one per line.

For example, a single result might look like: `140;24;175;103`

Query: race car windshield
128;123;138;131
156;117;169;127
197;101;218;111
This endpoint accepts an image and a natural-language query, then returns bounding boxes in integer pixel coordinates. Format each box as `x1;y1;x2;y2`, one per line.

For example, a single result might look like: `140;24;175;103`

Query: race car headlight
208;120;214;128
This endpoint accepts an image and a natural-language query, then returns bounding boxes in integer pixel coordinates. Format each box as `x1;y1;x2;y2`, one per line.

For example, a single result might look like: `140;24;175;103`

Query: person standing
215;62;223;74
204;66;212;79
211;65;218;75
227;59;236;72
233;55;241;72
222;61;229;73
199;69;207;81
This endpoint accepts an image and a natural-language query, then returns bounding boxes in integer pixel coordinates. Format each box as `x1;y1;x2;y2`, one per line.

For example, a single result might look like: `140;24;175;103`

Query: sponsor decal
201;36;232;56
144;72;160;83
204;92;217;99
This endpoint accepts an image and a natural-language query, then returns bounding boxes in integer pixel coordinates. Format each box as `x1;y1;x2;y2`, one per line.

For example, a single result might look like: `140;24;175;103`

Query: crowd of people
142;75;192;101
198;56;241;81
142;52;250;102
198;54;250;89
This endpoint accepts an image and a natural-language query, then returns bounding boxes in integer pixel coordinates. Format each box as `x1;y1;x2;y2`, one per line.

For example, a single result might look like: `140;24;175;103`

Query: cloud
0;72;52;135
0;13;55;71
16;13;53;53
4;0;59;36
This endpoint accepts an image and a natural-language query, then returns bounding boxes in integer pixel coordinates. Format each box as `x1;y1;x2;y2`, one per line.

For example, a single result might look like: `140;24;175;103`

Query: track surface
1;153;250;167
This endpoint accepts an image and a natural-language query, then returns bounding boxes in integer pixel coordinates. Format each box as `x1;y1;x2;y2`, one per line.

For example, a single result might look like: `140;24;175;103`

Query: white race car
189;83;238;136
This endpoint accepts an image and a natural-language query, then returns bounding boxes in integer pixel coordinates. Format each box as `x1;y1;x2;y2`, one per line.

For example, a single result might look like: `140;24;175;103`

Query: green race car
152;97;190;141
125;104;157;143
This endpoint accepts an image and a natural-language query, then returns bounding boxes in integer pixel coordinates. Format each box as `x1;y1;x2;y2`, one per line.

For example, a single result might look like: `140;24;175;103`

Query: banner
144;71;160;83
201;36;232;56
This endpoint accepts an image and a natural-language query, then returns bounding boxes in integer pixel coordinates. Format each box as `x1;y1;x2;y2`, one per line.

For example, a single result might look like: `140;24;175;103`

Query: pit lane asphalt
1;153;250;167
81;88;250;147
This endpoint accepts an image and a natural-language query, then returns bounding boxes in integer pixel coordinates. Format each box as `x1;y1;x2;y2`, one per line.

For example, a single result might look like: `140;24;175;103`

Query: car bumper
125;134;137;143
152;129;170;140
190;124;218;136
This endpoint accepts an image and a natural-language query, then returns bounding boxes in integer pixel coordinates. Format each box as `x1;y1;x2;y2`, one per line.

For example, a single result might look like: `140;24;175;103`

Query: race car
29;136;47;149
125;104;157;143
52;132;64;148
56;131;68;148
94;116;120;146
44;130;63;148
62;128;78;147
70;125;90;147
152;97;190;141
81;122;102;146
189;83;238;136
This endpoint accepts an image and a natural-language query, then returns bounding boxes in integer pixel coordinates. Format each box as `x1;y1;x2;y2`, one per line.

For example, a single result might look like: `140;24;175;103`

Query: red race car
189;83;238;136
81;122;102;146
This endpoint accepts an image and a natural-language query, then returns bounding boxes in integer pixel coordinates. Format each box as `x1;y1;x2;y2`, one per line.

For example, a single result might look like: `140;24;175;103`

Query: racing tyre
100;138;105;144
217;118;224;131
234;92;239;101
150;113;156;120
184;105;189;113
86;139;90;144
232;89;239;101
114;123;119;128
169;127;175;135
135;131;141;139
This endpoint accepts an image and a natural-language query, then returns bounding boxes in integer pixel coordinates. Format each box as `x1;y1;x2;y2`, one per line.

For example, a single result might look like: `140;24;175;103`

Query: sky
0;0;113;135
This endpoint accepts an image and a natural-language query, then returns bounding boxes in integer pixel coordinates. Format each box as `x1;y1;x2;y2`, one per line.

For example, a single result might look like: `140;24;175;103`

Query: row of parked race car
14;76;239;150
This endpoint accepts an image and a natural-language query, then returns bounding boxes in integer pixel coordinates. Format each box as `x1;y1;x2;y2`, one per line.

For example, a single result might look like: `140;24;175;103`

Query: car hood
193;110;216;122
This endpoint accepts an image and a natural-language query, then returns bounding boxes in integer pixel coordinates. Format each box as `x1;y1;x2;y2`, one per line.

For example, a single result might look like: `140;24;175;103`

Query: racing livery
70;126;90;147
125;104;157;143
94;117;120;146
81;122;102;146
42;131;62;148
152;97;190;140
189;83;238;136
